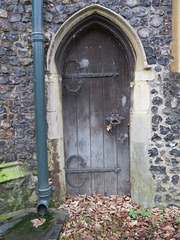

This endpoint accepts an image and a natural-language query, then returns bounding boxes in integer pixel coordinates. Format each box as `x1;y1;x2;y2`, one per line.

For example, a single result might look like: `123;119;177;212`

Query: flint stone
147;57;156;65
3;153;17;162
152;125;158;131
16;86;28;91
165;194;172;202
12;22;26;31
141;18;148;27
162;107;171;115
22;13;31;22
165;116;177;125
169;187;177;192
8;75;20;85
148;148;158;157
133;7;148;17
141;39;149;47
151;15;162;27
170;167;179;174
161;0;171;5
0;76;8;84
20;107;28;113
121;7;132;19
26;144;36;153
161;47;171;56
21;76;30;85
154;194;162;202
129;18;139;27
154;66;162;72
152;0;160;7
152;96;163;105
150;165;166;174
14;67;26;77
56;5;63;12
12;121;28;129
9;58;21;66
126;0;138;7
18;4;24;13
151;88;158;94
164;134;175;142
0;9;8;18
0;19;11;31
15;129;24;139
64;4;79;15
25;5;32;13
152;115;162;124
0;113;7;118
1;65;11;74
150;37;164;46
111;6;121;14
44;12;53;22
26;66;33;76
162;175;169;183
151;106;158;114
140;0;151;6
23;101;34;107
171;126;179;134
171;175;179;185
0;46;6;55
8;14;21;22
171;158;179;165
156;183;166;192
160;125;170;135
145;47;153;56
26;129;34;138
155;157;163;164
152;133;161;142
6;49;15;56
169;149;180;157
17;49;29;58
137;28;150;38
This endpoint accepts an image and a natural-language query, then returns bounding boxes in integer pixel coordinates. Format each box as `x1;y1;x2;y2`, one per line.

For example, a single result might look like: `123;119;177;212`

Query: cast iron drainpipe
31;0;54;216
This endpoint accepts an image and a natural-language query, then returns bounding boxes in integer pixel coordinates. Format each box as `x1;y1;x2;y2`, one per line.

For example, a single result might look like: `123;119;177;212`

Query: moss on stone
3;212;60;240
0;162;29;183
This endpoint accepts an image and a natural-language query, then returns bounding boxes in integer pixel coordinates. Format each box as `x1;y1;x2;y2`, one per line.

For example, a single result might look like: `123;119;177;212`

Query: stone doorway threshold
0;209;68;240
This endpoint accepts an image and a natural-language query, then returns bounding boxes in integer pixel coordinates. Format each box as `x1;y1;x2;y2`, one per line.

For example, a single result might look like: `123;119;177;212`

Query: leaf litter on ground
58;192;180;239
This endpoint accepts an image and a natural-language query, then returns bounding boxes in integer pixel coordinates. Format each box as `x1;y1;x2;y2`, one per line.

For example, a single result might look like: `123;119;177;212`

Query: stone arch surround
46;4;156;207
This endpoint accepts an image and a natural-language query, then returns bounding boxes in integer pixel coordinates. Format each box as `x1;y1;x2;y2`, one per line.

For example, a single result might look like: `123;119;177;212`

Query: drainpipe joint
31;32;45;42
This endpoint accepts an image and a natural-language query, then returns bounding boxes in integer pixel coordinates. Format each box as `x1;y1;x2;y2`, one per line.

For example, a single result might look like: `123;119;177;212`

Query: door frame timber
46;4;156;208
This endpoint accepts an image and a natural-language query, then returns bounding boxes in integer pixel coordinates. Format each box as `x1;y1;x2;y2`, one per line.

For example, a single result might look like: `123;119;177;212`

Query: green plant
129;208;137;219
129;209;153;219
137;209;152;218
176;217;180;223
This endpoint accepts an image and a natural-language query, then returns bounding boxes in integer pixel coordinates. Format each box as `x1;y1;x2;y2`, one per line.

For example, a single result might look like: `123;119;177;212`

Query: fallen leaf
163;225;175;232
97;201;103;205
94;223;101;231
128;220;138;227
31;218;46;228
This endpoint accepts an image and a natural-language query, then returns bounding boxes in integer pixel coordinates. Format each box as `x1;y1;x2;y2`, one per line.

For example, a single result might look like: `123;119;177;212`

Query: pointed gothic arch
46;5;155;208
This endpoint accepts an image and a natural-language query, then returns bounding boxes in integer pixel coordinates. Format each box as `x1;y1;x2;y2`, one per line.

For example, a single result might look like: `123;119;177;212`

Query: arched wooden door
62;26;131;196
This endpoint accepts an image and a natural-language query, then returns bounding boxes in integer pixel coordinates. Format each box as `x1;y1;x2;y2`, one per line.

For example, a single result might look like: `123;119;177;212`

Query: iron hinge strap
66;168;121;174
63;72;119;79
